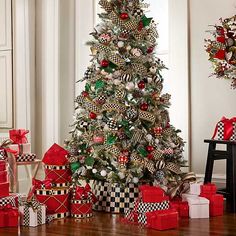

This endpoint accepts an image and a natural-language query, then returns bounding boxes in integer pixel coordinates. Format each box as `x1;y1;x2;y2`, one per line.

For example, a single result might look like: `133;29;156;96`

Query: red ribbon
212;117;236;140
9;129;29;144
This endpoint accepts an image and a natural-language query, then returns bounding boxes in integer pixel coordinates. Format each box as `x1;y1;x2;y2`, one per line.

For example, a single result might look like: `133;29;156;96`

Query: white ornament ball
100;170;107;177
133;177;139;184
113;79;121;85
131;48;142;57
146;134;153;141
149;66;157;74
118;172;125;179
118;41;125;48
155;139;160;144
126;82;135;90
126;45;132;51
92;169;97;174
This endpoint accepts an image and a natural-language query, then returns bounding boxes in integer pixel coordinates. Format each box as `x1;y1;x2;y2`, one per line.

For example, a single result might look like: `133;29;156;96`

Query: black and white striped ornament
152;75;162;84
84;68;93;80
126;107;138;120
120;73;132;82
107;120;118;130
156;159;166;170
132;8;144;18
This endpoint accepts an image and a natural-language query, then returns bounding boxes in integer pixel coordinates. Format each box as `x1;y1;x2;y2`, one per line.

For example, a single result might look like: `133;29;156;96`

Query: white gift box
185;196;209;219
9;143;31;155
19;203;46;227
189;182;203;195
182;193;198;202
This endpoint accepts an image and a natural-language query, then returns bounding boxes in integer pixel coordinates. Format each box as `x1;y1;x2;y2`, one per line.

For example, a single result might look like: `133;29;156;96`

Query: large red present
0;171;8;183
0;161;6;171
146;209;178;230
139;185;165;203
200;193;224;217
170;200;189;218
0;182;9;198
9;129;29;144
0;205;19;227
200;183;217;195
35;187;70;218
43;144;71;184
71;199;93;219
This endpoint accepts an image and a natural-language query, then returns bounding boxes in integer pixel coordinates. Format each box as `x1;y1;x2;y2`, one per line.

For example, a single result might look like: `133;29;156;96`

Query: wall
190;0;236;177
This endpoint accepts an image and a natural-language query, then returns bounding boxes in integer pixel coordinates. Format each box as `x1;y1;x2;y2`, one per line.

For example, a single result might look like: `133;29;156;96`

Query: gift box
139;185;165;203
19;200;46;227
35;187;70;218
72;184;97;202
170;200;189;218
125;210;138;223
136;199;170;213
16;153;36;162
9;129;29;144
189;182;202;195
200;193;224;217
92;181;139;214
0;171;8;183
200;183;217;195
0;205;19;227
9;143;31;155
186;196;209;219
146;209;178;230
212;117;236;141
0;182;9;198
0;194;19;208
0;161;6;171
71;199;93;219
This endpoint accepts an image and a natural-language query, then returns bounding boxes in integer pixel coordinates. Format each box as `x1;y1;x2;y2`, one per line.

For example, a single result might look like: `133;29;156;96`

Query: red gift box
9;129;29;144
200;183;217;195
0;161;6;171
71;199;93;218
125;210;139;223
73;184;97;203
44;165;71;184
139;185;165;203
35;187;70;217
146;209;178;231
200;193;224;217
170;201;189;218
0;205;19;227
0;182;9;198
0;171;8;183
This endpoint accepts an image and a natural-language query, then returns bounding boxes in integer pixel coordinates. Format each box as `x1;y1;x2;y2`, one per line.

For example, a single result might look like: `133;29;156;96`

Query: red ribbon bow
212;117;236;140
9;129;29;144
74;184;97;203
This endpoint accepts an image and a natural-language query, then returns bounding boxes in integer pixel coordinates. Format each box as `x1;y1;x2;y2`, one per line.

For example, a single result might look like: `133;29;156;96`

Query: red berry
82;91;89;97
146;145;154;152
120;12;129;20
89;112;97;119
100;60;109;67
138;81;145;90
147;153;154;160
140;102;149;111
147;47;154;54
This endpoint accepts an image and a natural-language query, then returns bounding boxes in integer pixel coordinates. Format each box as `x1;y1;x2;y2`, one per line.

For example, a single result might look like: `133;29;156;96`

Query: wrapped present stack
34;144;72;219
71;184;97;219
8;129;36;162
124;185;178;231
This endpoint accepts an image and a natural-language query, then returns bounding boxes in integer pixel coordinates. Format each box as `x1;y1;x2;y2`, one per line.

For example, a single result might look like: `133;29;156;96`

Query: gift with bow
0;204;19;227
9;129;29;144
73;184;97;203
212;117;236;141
0;139;18;159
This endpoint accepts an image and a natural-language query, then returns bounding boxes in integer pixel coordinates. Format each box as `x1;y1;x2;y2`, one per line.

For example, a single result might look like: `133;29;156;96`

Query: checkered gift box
92;181;139;214
137;200;170;213
0;195;18;207
16;153;36;162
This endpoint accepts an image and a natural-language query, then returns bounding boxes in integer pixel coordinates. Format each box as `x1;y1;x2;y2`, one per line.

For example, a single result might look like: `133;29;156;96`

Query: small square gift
189;182;203;195
170;200;189;218
212;117;236;141
0;182;9;198
186;196;209;219
139;185;166;203
200;183;217;195
19;198;46;227
146;209;178;230
0;205;19;227
42;143;71;185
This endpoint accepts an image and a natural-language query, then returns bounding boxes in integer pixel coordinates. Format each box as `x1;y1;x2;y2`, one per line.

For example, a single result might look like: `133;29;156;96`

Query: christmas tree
66;0;190;196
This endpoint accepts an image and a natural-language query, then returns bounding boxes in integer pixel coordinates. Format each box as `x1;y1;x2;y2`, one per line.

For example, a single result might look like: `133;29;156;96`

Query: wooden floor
0;211;236;236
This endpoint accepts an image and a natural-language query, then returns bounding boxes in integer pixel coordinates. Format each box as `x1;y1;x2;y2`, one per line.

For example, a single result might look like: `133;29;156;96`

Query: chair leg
204;143;216;184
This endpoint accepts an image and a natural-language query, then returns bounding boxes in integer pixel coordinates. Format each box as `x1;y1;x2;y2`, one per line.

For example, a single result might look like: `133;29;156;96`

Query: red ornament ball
140;102;149;111
120;12;129;20
147;153;154;160
146;145;154;152
82;91;89;97
100;60;109;67
118;155;129;164
89;112;97;119
138;81;145;90
147;47;154;54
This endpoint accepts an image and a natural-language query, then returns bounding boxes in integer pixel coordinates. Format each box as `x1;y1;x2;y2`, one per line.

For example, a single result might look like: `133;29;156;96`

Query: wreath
205;15;236;88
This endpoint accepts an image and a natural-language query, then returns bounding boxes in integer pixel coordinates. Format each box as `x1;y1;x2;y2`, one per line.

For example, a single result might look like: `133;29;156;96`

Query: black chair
204;139;236;212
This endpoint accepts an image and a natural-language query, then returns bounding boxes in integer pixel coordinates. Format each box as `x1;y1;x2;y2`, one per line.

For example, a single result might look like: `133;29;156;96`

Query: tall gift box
42;144;71;185
0;205;19;227
19;199;46;227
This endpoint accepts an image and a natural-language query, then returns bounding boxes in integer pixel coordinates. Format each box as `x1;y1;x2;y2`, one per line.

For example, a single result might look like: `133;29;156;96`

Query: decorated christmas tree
66;0;191;197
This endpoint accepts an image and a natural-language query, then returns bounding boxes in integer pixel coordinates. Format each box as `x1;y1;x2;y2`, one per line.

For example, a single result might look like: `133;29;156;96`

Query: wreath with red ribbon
205;15;236;88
